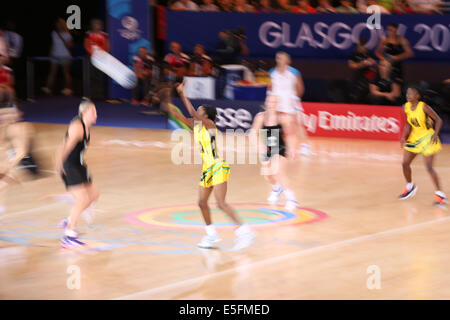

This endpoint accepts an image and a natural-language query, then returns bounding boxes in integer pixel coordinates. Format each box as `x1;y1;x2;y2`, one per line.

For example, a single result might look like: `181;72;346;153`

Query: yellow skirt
199;160;230;188
404;132;442;156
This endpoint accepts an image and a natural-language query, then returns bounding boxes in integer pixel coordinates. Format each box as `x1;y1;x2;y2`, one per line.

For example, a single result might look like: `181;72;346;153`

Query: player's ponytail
79;98;93;117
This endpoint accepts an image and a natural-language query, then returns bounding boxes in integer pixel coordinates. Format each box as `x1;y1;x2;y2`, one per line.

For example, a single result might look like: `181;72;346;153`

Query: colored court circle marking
124;203;327;229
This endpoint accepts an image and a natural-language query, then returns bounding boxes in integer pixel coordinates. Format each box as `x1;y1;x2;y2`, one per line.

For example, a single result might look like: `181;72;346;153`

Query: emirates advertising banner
172;98;405;141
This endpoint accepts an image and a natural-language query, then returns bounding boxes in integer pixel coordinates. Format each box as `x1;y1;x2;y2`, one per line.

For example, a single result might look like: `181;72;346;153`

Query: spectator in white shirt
171;0;200;10
42;18;74;96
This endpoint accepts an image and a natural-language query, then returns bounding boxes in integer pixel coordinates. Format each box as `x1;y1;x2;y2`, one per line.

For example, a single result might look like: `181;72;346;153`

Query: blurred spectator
215;31;238;64
357;0;391;13
276;0;294;12
200;0;220;11
188;44;214;76
0;53;15;108
369;60;401;105
164;42;190;82
84;19;109;100
377;0;396;11
3;21;23;62
316;0;337;12
234;0;256;12
215;29;249;64
337;0;360;12
348;38;377;103
258;0;277;12
217;0;235;11
132;47;155;106
171;0;200;10
392;0;415;13
0;27;9;65
42;18;74;96
375;23;413;83
408;0;442;13
292;0;317;13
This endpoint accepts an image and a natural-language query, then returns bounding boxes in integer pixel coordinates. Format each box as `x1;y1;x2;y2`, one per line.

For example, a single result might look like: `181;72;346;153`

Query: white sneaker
285;199;298;211
267;187;284;204
232;225;255;251
197;234;221;249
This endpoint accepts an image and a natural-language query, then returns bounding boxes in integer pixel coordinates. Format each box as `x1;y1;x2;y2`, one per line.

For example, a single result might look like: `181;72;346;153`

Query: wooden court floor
1;123;450;300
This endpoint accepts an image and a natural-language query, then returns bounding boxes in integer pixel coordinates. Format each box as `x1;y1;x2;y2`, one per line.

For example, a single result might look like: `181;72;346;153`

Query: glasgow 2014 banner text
166;12;450;61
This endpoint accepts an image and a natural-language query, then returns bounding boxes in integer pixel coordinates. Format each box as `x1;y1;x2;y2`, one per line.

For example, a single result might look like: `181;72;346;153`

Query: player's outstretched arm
176;80;201;120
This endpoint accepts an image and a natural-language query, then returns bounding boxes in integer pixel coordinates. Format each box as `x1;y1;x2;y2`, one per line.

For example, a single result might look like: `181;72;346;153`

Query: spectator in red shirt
132;47;155;106
84;19;109;100
292;0;317;13
84;19;109;56
0;53;15;108
164;42;190;83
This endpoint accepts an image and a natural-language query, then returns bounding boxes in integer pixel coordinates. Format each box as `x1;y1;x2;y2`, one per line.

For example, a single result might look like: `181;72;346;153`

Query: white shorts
276;95;304;114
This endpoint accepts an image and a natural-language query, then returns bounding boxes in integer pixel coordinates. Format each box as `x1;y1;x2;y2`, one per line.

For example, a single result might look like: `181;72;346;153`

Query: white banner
184;76;216;100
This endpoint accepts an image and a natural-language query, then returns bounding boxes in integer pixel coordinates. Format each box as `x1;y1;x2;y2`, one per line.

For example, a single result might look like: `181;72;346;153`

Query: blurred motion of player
165;81;255;250
56;99;99;248
0;107;40;211
251;94;298;211
399;86;447;206
268;51;311;158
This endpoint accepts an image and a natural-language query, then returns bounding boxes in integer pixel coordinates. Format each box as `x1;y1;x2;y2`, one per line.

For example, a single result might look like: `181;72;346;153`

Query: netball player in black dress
57;99;99;248
251;94;298;211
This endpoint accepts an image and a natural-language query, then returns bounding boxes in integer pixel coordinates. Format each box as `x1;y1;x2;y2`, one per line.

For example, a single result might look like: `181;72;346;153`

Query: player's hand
176;79;186;95
431;133;438;144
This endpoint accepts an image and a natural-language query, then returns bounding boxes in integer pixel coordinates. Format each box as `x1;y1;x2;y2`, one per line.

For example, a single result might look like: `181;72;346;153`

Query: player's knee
198;199;208;209
402;160;410;169
425;163;434;173
216;201;227;211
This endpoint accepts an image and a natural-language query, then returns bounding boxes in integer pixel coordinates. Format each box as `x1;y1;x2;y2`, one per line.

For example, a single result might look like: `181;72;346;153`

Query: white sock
301;143;310;149
284;189;296;201
435;190;446;198
64;228;78;238
406;182;414;191
205;225;217;237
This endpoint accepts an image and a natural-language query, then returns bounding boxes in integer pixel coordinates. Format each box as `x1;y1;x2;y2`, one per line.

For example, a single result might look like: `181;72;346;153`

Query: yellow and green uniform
194;124;230;188
404;101;441;156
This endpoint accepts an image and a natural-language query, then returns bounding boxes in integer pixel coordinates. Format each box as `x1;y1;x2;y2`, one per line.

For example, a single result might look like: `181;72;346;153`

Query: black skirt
61;162;91;188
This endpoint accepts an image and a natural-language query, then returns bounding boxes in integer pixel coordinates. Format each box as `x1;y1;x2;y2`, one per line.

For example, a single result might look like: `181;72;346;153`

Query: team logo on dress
124;203;327;229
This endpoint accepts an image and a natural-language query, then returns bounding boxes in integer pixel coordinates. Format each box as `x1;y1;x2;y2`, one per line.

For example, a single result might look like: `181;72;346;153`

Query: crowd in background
167;0;448;14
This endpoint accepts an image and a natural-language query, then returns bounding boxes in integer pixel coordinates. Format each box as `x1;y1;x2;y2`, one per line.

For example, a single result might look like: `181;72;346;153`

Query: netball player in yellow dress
399;86;447;205
166;81;255;250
